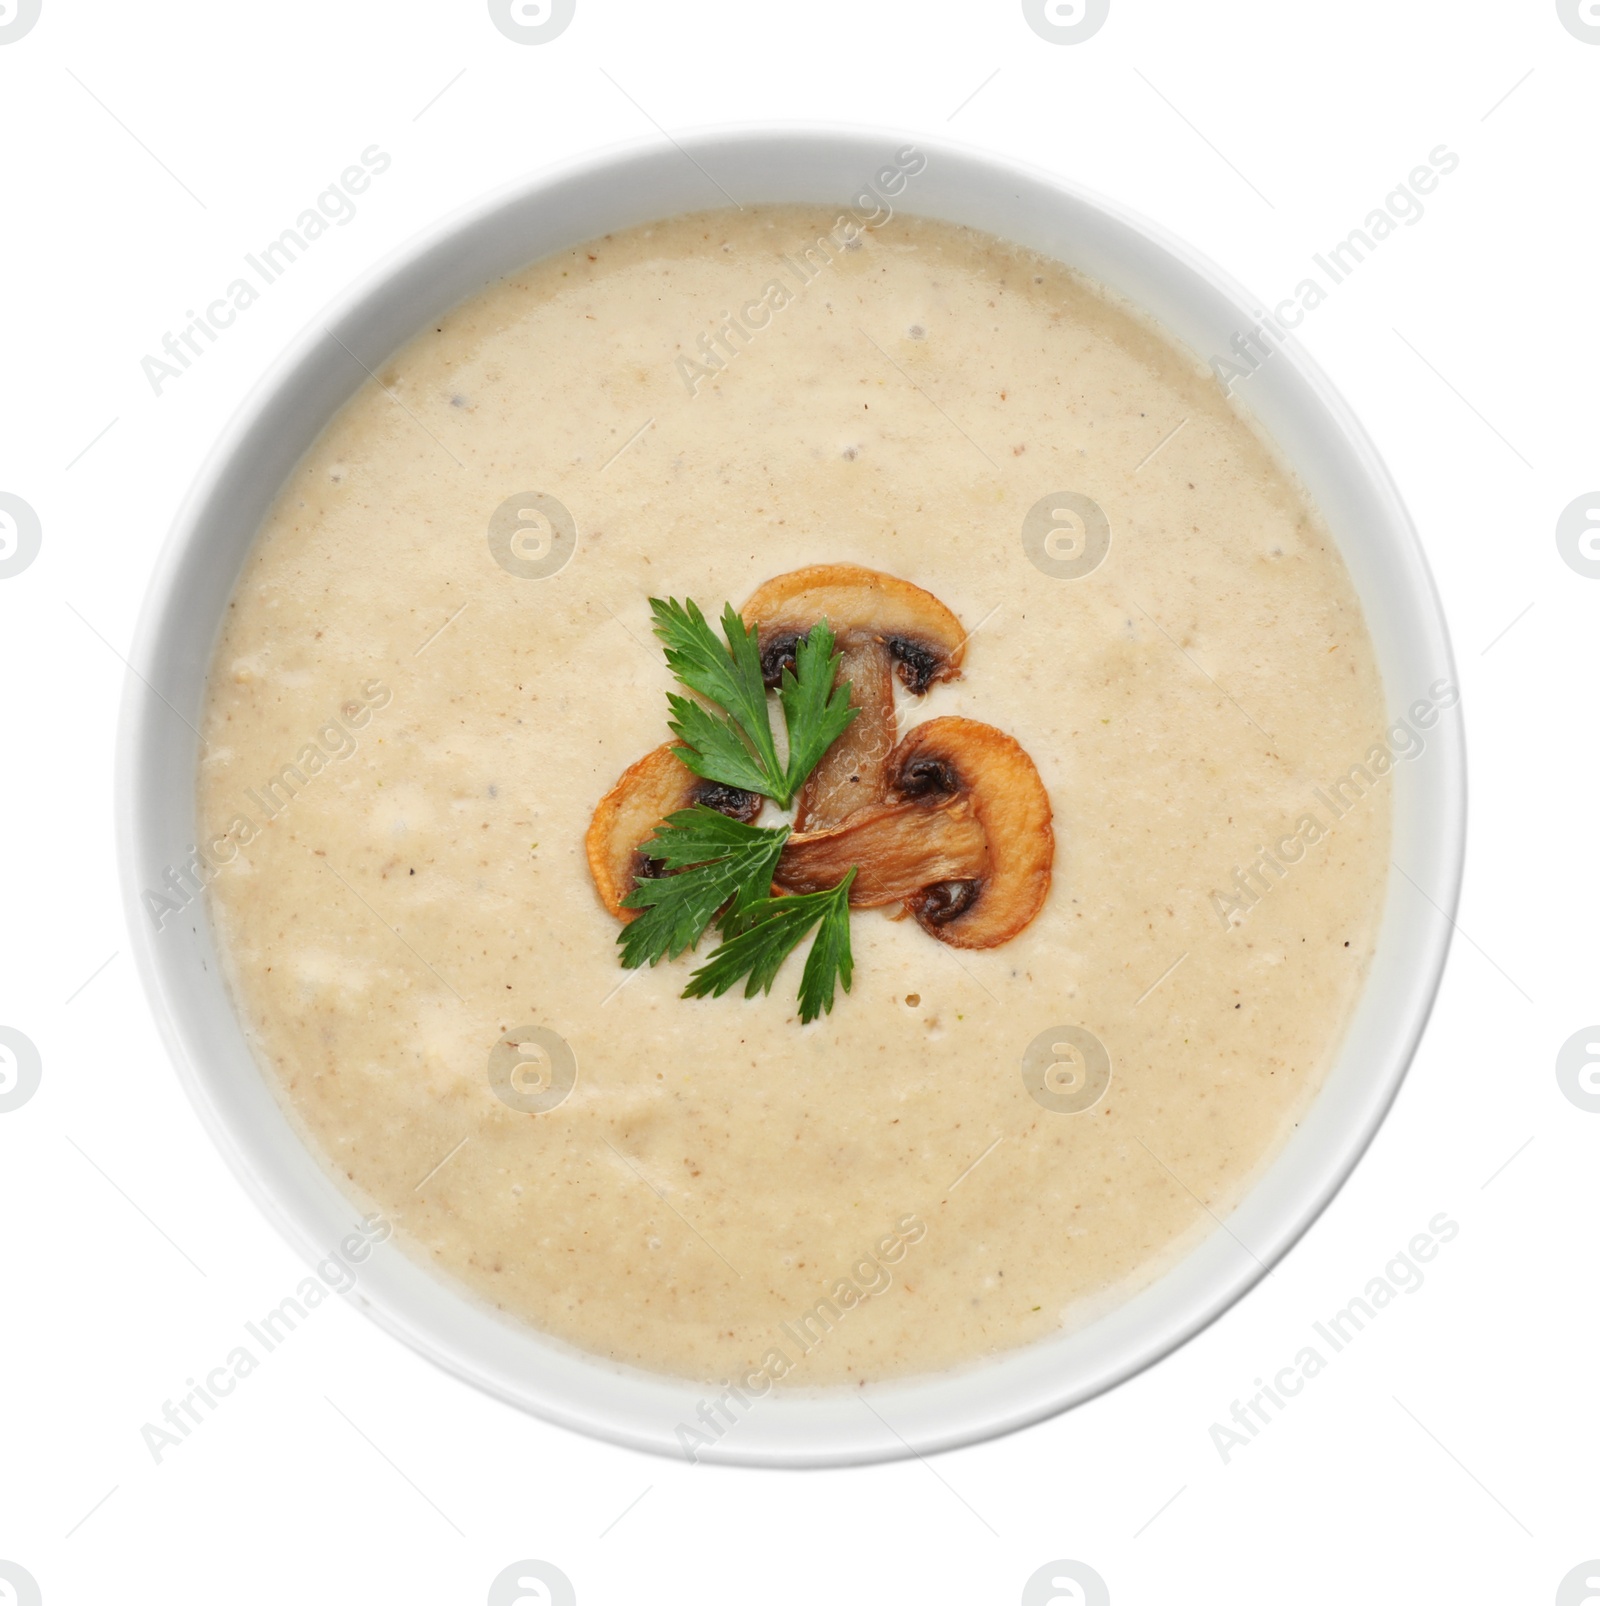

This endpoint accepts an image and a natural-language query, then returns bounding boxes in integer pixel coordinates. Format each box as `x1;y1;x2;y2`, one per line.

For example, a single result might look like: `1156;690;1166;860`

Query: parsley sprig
616;596;862;1021
684;870;856;1024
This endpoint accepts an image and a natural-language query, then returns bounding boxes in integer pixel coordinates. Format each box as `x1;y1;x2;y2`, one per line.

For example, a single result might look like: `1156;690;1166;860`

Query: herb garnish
617;597;860;1020
684;870;857;1023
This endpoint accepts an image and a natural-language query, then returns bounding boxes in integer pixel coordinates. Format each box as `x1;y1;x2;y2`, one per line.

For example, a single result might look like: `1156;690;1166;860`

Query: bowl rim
117;121;1465;1468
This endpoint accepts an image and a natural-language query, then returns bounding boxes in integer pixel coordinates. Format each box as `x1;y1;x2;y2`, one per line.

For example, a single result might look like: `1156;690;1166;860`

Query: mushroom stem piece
792;640;895;835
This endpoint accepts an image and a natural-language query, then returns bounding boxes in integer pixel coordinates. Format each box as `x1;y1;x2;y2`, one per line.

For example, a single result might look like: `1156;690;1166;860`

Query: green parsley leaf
618;807;791;971
663;691;774;799
648;596;858;809
683;869;857;1024
776;618;859;803
650;598;787;800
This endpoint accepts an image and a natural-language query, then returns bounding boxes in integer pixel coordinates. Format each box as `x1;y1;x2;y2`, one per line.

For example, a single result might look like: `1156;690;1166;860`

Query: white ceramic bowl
119;126;1464;1467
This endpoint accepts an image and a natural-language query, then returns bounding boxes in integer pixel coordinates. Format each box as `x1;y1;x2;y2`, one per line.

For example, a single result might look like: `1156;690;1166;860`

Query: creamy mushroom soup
196;204;1397;1388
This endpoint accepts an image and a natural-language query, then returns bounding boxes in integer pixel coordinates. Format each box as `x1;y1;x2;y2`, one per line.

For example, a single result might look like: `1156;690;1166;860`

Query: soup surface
198;204;1390;1387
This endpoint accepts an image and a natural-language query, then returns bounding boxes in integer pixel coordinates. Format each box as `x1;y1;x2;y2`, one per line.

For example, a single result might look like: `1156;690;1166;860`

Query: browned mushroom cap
740;565;967;833
586;743;761;920
771;716;1053;949
887;717;1054;949
776;794;988;907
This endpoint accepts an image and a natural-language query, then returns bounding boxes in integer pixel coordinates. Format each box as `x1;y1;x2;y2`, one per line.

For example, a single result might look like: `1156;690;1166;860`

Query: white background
1;1;1595;1602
